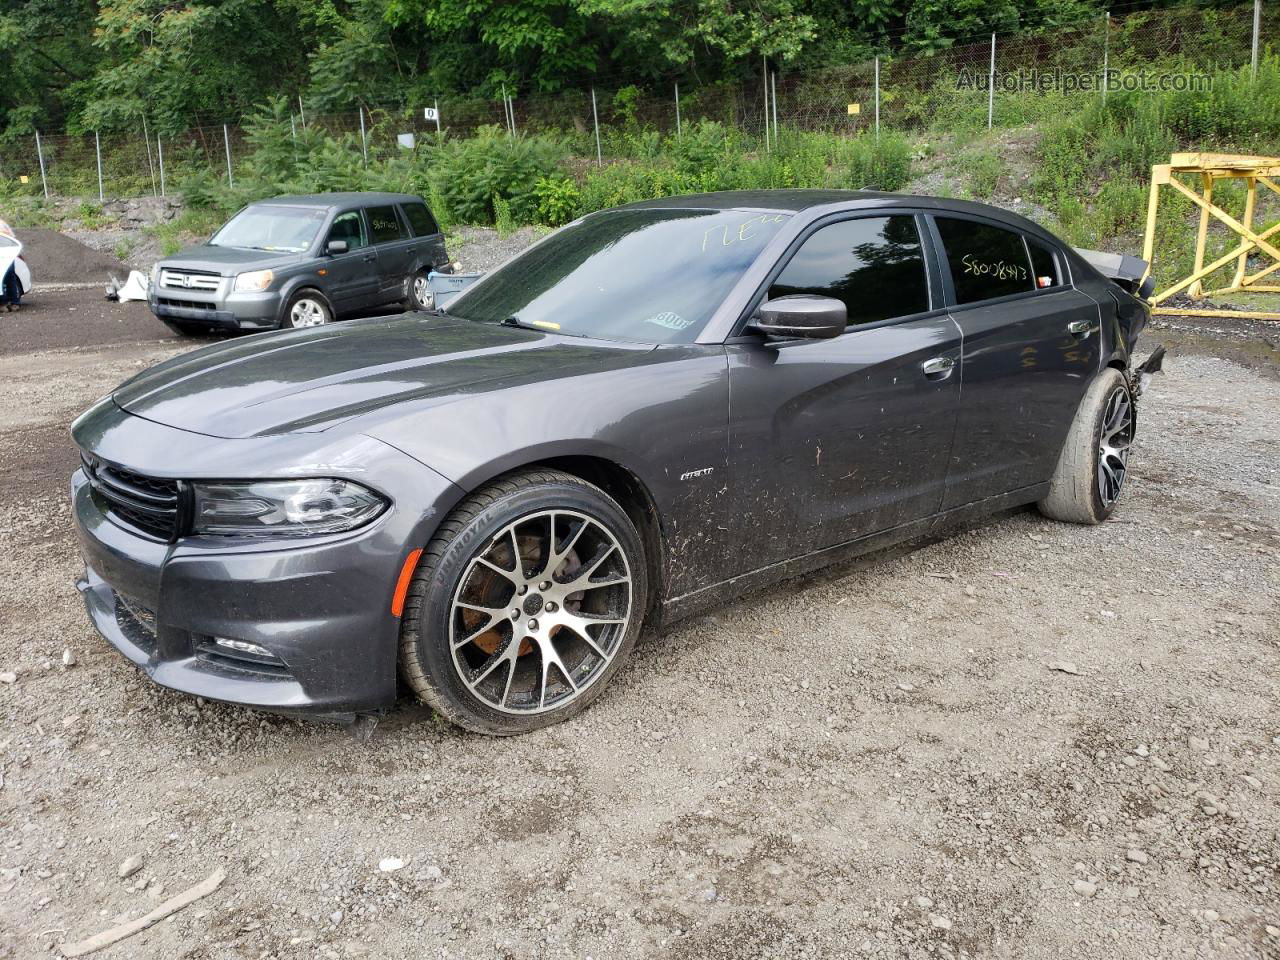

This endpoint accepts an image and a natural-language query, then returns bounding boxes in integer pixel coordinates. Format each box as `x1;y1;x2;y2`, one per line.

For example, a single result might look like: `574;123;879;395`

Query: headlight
191;479;387;537
233;269;274;292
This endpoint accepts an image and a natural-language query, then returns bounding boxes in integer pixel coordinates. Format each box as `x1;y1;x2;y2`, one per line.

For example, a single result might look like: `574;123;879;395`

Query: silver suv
149;192;449;335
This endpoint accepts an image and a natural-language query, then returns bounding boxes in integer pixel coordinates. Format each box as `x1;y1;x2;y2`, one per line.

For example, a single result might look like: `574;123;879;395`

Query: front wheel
282;290;332;329
399;469;648;735
1038;367;1135;524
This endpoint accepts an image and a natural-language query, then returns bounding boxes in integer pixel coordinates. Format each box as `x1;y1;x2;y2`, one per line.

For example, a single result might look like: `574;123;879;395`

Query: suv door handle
921;356;956;379
1067;319;1098;336
362;254;376;262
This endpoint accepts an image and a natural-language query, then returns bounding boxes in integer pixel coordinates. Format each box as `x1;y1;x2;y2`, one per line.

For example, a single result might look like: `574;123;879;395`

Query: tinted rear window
402;202;440;237
771;215;929;325
367;205;405;244
936;217;1034;304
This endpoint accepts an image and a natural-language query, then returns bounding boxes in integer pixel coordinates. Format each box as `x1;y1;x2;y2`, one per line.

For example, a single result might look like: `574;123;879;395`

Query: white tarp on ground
116;270;149;302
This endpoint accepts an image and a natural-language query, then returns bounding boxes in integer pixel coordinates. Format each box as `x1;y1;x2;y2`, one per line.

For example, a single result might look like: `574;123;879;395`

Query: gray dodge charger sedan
149;192;448;335
72;190;1156;735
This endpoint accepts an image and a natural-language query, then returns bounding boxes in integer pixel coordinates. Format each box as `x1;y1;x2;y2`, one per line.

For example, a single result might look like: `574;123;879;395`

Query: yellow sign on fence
847;103;860;115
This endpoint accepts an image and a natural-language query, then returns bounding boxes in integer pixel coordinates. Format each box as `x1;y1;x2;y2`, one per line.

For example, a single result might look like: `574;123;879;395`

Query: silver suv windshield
446;208;792;344
210;205;327;253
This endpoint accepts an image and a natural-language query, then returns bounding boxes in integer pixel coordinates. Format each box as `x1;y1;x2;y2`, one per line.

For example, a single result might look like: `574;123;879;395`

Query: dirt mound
15;228;129;284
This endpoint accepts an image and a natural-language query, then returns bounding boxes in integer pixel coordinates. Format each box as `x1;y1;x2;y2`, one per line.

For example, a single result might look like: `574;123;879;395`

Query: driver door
322;210;379;313
725;213;963;572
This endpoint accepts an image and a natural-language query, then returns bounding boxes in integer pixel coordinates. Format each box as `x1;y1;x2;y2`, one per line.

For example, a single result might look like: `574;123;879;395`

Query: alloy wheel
1097;385;1133;507
413;274;433;309
290;298;328;327
449;509;632;715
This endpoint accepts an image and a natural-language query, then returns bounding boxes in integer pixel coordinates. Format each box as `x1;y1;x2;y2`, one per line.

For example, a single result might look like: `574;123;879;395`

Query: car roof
255;192;422;209
616;189;1059;243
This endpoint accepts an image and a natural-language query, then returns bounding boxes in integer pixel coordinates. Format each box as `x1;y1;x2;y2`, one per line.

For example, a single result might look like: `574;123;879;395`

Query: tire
281;290;332;329
1038;367;1135;524
408;269;433;311
399;469;648;735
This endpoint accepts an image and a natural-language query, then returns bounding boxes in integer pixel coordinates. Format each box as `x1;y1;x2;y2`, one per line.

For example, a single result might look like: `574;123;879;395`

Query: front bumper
149;288;282;331
70;411;464;716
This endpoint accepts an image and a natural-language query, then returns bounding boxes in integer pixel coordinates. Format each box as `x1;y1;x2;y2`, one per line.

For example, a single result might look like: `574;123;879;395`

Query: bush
533;176;582;225
426;126;566;226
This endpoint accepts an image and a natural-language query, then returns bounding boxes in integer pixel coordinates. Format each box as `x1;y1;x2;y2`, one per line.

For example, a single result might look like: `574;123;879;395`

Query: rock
1265;924;1279;937
1202;909;1219;922
1242;775;1262;789
1048;661;1079;676
897;682;915;692
701;887;718;902
0;672;15;684
118;856;143;879
1189;736;1210;752
330;910;343;924
378;857;405;873
1124;886;1140;899
61;649;76;667
1152;757;1172;772
1134;744;1149;757
1126;849;1149;865
929;914;952;930
423;864;443;880
915;896;934;909
1073;879;1097;897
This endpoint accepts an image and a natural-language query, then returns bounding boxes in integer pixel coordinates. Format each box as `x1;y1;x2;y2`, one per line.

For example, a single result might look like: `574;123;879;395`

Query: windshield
447;208;791;343
210;204;326;253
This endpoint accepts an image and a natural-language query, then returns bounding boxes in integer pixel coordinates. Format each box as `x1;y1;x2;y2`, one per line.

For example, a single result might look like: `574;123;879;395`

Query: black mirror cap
1138;274;1156;301
753;295;847;340
326;240;349;256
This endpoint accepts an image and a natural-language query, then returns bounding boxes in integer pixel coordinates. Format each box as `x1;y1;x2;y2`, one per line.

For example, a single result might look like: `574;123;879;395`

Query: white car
0;221;33;310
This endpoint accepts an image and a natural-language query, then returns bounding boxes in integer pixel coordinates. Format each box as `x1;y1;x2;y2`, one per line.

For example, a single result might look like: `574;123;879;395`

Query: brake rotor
462;532;584;657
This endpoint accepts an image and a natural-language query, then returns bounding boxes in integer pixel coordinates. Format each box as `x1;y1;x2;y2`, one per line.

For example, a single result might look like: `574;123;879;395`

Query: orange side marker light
391;548;423;617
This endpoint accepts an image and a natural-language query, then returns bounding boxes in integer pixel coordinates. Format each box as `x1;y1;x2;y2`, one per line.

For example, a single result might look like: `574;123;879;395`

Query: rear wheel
1038;368;1135;524
282;290;332;329
399;469;648;735
409;269;433;311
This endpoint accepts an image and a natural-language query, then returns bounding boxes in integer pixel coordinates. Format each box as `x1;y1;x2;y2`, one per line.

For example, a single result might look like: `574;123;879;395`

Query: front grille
160;269;220;291
82;454;182;540
157;297;216;311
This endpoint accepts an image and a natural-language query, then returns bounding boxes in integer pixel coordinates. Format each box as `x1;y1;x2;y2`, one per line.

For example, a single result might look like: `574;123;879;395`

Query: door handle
1067;319;1098;336
921;356;955;378
362;254;376;262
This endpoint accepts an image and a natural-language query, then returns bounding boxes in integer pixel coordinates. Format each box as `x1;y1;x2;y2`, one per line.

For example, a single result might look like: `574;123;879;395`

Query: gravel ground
1;250;1278;959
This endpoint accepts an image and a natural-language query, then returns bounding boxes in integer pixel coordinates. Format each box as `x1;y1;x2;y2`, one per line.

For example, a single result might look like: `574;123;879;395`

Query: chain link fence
0;1;1271;202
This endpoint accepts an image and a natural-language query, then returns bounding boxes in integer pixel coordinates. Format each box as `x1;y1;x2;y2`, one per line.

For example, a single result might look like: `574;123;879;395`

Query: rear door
321;209;379;312
726;212;963;569
929;214;1102;509
399;201;448;271
365;204;412;303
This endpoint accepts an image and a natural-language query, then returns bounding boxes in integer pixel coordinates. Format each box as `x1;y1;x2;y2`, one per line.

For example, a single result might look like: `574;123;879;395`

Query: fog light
212;636;273;658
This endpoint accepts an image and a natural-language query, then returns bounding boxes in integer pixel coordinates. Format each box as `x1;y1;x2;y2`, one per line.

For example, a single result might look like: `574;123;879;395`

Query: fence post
433;98;441;134
298;95;306;128
1101;11;1110;104
142;115;157;196
223;124;234;187
94;131;104;202
34;131;49;200
157;136;166;197
1252;0;1261;81
762;54;770;152
508;91;517;135
591;87;602;166
771;71;779;140
358;107;368;166
987;33;996;129
874;56;881;140
675;82;681;137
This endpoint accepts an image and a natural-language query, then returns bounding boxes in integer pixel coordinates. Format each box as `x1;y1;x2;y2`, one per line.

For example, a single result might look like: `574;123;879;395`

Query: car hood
160;244;303;276
113;314;657;439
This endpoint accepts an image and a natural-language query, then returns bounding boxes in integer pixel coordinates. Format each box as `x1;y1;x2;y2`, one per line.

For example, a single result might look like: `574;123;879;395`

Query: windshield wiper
500;315;556;333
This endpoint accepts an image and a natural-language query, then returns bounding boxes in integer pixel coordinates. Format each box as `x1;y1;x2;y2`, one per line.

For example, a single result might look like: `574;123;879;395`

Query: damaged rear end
1076;247;1164;397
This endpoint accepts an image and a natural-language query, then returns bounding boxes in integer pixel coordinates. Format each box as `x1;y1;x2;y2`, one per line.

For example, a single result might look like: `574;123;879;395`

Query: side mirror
752;295;847;340
326;239;348;256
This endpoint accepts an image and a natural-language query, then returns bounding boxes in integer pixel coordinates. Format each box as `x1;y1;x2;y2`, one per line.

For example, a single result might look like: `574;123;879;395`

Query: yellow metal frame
1140;152;1280;322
